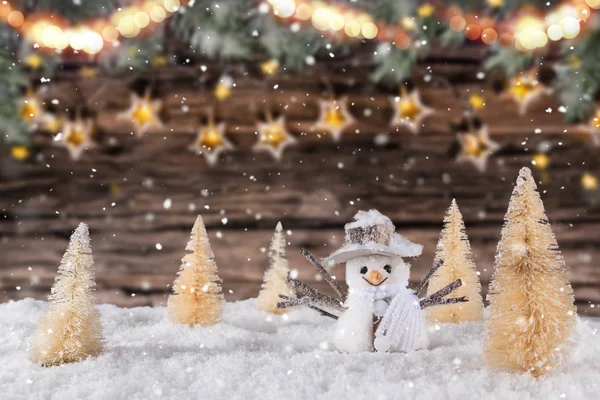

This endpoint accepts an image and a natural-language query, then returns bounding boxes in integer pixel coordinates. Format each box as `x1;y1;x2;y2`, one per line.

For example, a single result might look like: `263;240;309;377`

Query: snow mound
1;299;599;400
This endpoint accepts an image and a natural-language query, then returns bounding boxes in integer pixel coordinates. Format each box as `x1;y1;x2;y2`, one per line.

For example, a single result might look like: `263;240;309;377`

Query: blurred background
0;0;599;315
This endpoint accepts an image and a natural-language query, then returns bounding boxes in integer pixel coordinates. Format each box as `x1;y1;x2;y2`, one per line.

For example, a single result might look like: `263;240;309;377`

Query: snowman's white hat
324;210;423;265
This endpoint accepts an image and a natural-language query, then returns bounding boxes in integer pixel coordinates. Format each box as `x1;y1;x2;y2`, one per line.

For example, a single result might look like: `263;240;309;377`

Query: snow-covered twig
301;248;348;302
277;295;339;320
286;276;345;312
419;279;465;309
414;260;444;295
420;296;468;309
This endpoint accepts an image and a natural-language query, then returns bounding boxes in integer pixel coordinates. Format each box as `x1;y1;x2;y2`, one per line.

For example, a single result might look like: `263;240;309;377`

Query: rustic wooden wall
1;46;599;315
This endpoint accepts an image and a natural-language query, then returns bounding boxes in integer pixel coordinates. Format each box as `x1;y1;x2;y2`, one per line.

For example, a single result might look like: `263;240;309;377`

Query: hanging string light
0;0;185;55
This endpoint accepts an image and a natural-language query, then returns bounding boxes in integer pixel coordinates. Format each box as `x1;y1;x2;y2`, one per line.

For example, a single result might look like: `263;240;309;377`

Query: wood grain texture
1;49;599;315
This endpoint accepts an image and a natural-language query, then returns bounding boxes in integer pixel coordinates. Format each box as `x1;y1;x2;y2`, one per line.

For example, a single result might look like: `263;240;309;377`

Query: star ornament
189;121;233;166
312;97;355;142
505;69;550;115
57;117;95;161
389;88;433;134
119;92;163;137
253;115;296;161
18;92;44;126
456;125;500;172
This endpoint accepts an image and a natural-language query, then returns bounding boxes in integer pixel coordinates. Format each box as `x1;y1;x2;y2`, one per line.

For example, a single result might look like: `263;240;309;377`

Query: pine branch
301;248;347;302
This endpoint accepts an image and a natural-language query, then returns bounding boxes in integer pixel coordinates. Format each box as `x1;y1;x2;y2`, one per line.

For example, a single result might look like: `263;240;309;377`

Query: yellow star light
24;53;43;69
417;3;435;18
456;125;500;172
80;66;98;79
532;153;550;170
253;115;296;161
18;92;44;124
260;59;280;76
189;121;233;166
487;0;504;8
582;107;600;145
152;55;168;68
389;88;434;134
505;69;549;115
214;75;233;101
58;117;94;160
11;146;30;160
469;94;486;110
312;97;355;142
119;92;163;136
581;172;598;190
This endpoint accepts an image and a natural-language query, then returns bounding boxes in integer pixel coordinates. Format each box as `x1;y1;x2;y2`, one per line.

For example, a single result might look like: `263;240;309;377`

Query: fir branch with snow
29;223;103;366
167;215;224;327
484;167;577;377
257;222;295;314
426;199;483;323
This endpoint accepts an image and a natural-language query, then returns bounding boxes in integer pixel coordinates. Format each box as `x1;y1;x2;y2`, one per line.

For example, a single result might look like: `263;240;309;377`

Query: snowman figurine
277;210;467;354
323;210;427;353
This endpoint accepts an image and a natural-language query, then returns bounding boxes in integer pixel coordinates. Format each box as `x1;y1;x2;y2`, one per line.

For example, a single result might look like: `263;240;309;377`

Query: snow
1;299;599;400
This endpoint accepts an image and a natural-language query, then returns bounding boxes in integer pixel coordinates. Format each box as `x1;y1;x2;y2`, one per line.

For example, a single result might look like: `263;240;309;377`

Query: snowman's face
345;254;410;290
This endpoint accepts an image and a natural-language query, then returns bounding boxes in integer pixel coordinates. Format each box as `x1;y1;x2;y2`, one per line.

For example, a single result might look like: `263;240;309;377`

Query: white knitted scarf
349;282;425;353
375;286;425;353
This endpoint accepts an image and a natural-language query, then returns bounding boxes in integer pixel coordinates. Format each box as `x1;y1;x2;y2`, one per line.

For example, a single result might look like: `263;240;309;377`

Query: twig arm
286;277;345;311
414;260;444;294
419;279;464;309
301;248;347;301
421;296;468;309
277;295;339;320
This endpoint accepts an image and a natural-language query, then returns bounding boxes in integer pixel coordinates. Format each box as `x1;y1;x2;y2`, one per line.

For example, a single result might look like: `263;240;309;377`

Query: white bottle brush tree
484;167;577;377
30;223;104;366
168;215;224;326
257;222;295;314
426;199;484;323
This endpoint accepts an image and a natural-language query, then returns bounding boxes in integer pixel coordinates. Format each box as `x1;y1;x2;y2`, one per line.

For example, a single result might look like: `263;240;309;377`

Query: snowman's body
333;254;429;353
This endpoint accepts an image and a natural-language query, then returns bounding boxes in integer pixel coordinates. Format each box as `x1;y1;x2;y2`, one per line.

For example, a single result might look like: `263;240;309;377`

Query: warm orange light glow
449;15;466;32
465;24;481;40
481;28;498;45
0;3;11;18
102;25;119;42
295;4;313;20
7;10;24;27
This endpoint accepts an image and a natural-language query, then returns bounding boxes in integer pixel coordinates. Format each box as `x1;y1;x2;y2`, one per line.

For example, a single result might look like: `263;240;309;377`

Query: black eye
360;266;368;274
383;265;392;273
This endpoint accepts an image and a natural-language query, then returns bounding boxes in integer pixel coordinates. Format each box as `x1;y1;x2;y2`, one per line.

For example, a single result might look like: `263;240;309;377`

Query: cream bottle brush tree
30;222;104;366
168;215;224;327
257;222;295;314
484;167;576;377
426;199;483;324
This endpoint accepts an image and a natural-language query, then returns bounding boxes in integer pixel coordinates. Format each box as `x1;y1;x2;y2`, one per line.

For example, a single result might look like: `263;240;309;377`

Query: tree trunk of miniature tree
484;167;576;377
168;215;224;326
257;222;295;314
30;223;103;366
426;199;483;323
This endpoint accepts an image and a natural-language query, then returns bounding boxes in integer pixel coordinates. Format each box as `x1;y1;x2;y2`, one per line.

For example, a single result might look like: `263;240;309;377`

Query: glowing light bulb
361;22;378;39
344;20;361;37
163;0;181;13
329;13;345;30
295;3;312;20
311;8;330;31
83;31;104;54
150;5;167;22
102;26;119;42
561;16;580;39
547;24;563;41
272;0;295;18
135;12;150;28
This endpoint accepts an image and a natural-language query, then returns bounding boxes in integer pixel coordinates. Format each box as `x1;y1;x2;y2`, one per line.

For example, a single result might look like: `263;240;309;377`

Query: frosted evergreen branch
419;279;464;309
301;248;347;302
414;260;444;295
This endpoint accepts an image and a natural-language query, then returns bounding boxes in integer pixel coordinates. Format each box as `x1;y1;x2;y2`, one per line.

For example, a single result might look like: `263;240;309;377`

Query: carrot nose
369;270;383;283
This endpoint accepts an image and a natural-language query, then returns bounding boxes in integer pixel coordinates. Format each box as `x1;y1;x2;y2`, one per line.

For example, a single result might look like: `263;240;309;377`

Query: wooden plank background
1;45;599;315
